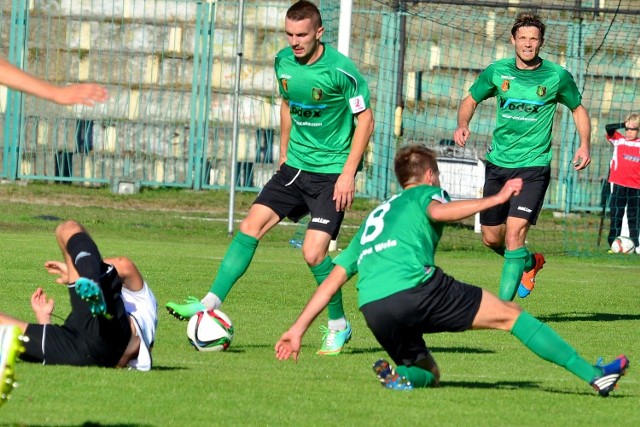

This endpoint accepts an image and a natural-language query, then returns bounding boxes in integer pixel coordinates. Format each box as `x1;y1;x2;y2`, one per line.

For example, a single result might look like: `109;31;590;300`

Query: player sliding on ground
275;144;628;396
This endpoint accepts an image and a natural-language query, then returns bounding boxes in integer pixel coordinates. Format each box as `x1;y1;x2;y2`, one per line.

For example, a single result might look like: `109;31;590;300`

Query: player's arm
334;108;374;211
0;57;108;106
275;266;349;361
103;257;145;292
453;95;478;147
279;99;291;168
428;178;523;222
571;105;592;170
605;122;624;139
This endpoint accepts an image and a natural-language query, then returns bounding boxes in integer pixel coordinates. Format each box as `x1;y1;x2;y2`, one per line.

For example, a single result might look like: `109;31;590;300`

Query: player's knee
302;249;325;266
482;234;502;249
498;301;523;330
110;256;134;275
55;220;84;240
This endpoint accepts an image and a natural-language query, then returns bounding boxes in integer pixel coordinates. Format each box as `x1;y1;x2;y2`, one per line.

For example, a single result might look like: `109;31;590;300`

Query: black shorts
480;162;551;226
360;268;482;368
21;263;131;367
254;163;345;239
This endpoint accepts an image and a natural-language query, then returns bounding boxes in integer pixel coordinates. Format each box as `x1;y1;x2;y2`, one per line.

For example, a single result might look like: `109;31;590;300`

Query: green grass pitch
0;184;638;426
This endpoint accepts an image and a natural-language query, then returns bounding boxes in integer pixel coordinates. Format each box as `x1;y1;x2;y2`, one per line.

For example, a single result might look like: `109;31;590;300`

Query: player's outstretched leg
590;355;629;397
165;297;206;320
518;252;545;298
0;326;27;406
75;277;108;317
372;359;413;391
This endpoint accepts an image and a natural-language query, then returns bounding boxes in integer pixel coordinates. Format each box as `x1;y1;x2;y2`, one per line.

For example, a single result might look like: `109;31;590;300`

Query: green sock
498;247;529;301
209;231;259;302
523;251;535;271
310;256;345;320
397;365;436;388
511;312;600;383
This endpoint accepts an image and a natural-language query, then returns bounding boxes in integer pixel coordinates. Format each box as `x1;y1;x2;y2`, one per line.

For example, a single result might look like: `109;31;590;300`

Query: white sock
201;292;222;310
328;317;347;331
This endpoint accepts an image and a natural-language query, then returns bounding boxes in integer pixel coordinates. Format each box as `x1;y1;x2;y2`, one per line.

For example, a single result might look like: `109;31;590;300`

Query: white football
610;236;635;254
187;309;234;352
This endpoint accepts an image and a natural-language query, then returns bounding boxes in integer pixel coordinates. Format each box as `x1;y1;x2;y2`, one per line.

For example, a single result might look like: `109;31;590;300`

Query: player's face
624;120;639;140
285;18;324;65
511;26;543;68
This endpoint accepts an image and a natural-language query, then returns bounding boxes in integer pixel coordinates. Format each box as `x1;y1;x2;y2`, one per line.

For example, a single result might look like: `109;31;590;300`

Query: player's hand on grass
275;331;301;361
31;287;55;324
334;173;355;211
44;260;70;284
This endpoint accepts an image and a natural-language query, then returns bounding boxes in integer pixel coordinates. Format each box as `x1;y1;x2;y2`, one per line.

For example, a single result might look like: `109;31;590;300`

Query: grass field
0;183;638;426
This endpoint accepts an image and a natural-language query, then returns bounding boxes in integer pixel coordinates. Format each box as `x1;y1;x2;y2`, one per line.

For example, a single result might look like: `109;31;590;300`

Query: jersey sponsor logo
500;75;516;80
499;97;544;113
349;95;366;114
311;87;323;101
517;206;533;213
311;217;330;224
289;101;326;119
281;78;288;93
536;86;547;97
501;80;510;92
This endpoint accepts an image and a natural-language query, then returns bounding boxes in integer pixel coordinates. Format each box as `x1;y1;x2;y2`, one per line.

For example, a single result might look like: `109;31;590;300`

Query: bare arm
605;122;624;138
571;105;591;170
103;256;145;292
0;57;108;106
334;108;375;211
275;266;350;361
453;95;478;147
428;178;523;222
279;99;291;168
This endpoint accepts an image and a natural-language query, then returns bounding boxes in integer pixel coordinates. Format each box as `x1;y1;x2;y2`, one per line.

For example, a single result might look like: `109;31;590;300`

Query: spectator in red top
605;113;640;253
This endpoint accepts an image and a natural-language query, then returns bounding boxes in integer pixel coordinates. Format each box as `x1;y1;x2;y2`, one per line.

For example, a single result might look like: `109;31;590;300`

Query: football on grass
187;309;234;352
610;236;635;254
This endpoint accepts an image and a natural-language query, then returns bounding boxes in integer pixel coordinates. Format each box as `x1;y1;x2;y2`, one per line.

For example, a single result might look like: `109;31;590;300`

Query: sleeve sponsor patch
349;95;366;114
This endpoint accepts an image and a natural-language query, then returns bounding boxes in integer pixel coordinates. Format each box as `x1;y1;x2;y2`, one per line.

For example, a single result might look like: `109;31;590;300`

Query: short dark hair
511;12;546;40
286;1;322;28
394;144;438;188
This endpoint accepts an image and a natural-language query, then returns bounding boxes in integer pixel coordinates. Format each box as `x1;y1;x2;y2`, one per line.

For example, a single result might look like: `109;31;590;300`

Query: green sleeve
469;63;498;103
556;68;582;110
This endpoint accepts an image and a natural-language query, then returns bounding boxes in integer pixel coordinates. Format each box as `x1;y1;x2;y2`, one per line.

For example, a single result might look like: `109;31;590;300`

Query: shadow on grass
444;382;631;398
16;423;153;427
538;312;640;322
346;346;495;355
442;379;542;391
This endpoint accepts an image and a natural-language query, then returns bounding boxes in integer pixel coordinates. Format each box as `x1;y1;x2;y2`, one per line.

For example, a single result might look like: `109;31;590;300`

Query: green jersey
275;44;370;173
469;58;582;168
334;185;451;307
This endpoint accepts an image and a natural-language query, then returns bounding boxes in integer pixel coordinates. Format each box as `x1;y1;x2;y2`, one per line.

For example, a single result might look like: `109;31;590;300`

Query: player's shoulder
275;46;295;64
539;58;573;76
404;184;450;203
321;44;358;69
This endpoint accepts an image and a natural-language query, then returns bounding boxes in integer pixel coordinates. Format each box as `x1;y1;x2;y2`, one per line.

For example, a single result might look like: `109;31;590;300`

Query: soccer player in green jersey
454;12;592;301
275;144;628;396
166;1;374;355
